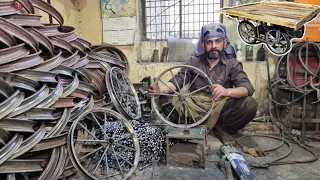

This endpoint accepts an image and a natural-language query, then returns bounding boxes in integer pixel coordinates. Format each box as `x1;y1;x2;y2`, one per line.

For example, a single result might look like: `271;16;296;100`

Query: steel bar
62;50;80;67
29;133;67;152
37;77;63;108
49;36;74;54
33;50;63;71
0;1;19;16
0;90;24;119
51;97;76;108
9;123;46;160
14;108;57;120
35;23;61;36
45;108;71;138
72;53;89;69
71;40;85;53
4;14;43;27
0;50;44;72
0;17;38;52
56;26;77;42
26;27;54;55
30;0;64;26
0;43;29;65
0;134;23;166
37;148;58;180
0;76;15;99
16;70;58;83
8;84;49;117
0;159;44;173
0;72;40;93
0;28;17;47
0;118;36;133
16;0;35;14
61;73;79;98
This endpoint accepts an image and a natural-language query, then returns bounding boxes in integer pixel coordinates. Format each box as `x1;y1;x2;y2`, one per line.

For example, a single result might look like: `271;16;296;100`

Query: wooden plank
217;1;320;30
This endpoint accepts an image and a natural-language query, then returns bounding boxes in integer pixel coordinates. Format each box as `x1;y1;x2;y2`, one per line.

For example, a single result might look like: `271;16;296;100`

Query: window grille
143;0;222;40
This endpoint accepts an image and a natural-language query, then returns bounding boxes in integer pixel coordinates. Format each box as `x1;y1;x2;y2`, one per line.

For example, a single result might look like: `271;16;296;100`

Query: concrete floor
129;132;320;180
69;122;320;180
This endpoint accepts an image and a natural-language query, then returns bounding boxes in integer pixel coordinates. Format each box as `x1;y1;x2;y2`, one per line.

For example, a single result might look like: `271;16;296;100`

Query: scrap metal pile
0;1;164;180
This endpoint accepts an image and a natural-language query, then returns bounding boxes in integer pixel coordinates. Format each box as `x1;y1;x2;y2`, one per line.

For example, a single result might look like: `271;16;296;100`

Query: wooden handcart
217;1;320;55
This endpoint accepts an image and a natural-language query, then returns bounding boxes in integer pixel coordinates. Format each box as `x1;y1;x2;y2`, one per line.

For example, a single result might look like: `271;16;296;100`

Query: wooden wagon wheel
151;65;214;129
237;20;258;44
265;29;291;55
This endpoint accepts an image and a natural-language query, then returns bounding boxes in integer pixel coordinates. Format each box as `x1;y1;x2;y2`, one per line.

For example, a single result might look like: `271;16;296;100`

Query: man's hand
148;84;161;95
211;84;230;101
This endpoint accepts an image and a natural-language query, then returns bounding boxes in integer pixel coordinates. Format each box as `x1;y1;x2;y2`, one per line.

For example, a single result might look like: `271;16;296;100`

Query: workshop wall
38;0;275;116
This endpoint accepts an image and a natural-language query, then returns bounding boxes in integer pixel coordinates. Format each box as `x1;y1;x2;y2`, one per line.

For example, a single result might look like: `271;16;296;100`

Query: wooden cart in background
217;1;320;55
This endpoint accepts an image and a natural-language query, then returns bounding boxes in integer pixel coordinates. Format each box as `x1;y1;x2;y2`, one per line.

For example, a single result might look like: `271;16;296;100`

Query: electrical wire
261;41;319;167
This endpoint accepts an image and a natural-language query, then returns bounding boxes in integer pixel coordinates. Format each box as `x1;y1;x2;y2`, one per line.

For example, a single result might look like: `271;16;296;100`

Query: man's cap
203;27;226;41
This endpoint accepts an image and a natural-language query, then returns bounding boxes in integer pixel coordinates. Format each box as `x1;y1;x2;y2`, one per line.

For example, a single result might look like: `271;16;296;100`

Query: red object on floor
14;1;23;10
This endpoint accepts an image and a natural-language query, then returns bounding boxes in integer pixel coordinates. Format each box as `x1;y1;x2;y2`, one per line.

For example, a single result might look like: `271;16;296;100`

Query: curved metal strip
72;53;89;69
0;2;19;16
75;38;91;50
56;26;77;42
51;65;75;78
75;67;92;83
0;90;24;119
51;97;76;108
17;70;57;83
49;36;74;54
0;28;17;47
0;43;29;65
33;50;63;71
70;89;90;99
0;50;44;72
69;96;93;121
0;159;44;173
45;108;71;138
26;27;54;55
29;133;67;152
30;0;64;26
17;0;35;14
9;123;46;160
0;118;36;133
94;96;107;107
35;23;61;36
0;17;38;52
0;72;40;93
8;85;50;117
52;146;67;179
0;134;23;166
37;148;58;180
90;70;105;96
62;50;80;67
61;73;79;98
84;60;101;69
88;51;126;68
14;108;57;120
4;14;43;27
37;77;63;108
0;127;11;146
0;76;15;99
58;167;76;179
70;40;85;53
77;81;95;95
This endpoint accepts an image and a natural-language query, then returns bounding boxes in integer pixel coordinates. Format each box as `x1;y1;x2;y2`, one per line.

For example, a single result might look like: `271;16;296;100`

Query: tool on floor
221;144;257;180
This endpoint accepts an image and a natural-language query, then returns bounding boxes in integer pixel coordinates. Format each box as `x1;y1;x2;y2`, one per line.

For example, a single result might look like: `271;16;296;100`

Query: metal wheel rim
265;29;291;55
151;65;214;129
106;67;141;120
237;21;257;44
67;108;140;180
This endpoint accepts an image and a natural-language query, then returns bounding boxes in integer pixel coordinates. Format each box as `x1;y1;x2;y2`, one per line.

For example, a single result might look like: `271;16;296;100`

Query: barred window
143;0;222;40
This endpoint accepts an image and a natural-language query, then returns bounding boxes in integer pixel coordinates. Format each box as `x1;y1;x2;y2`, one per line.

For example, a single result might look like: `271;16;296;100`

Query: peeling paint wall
39;0;275;116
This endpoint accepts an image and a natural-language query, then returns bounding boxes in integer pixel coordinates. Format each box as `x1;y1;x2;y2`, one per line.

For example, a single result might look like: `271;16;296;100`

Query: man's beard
206;48;222;61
